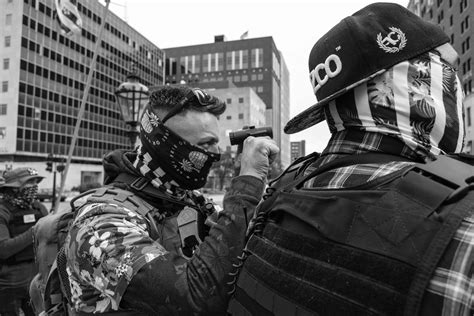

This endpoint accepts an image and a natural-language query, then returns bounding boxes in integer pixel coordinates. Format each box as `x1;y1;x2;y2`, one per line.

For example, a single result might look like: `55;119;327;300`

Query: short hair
148;86;226;121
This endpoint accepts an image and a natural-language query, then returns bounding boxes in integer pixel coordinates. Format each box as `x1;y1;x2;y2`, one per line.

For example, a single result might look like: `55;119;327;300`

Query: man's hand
239;136;279;180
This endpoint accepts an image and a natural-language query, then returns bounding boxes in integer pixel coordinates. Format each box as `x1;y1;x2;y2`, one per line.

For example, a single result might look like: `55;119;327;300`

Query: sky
105;0;409;153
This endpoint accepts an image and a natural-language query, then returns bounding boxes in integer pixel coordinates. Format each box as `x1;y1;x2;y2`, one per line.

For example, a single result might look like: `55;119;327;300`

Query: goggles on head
161;88;219;124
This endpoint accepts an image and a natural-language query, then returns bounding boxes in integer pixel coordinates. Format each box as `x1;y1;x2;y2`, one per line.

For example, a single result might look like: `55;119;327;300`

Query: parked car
37;188;66;202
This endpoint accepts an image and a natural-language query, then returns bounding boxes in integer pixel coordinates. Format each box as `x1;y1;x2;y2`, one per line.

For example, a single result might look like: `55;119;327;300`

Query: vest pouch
6;208;44;264
231;185;449;316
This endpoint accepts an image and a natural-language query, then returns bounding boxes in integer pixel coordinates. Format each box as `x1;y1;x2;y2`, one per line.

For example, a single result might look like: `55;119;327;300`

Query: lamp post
115;70;149;148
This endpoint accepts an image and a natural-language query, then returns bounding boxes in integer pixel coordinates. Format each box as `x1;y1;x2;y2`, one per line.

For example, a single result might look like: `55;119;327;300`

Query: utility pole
45;153;56;211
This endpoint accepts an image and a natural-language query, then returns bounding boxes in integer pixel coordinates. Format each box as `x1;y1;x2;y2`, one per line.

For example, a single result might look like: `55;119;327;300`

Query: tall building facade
0;0;164;189
210;87;266;152
290;140;306;162
408;0;473;152
164;36;291;168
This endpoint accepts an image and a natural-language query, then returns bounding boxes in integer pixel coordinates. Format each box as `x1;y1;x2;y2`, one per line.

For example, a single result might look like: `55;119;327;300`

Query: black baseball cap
284;2;450;134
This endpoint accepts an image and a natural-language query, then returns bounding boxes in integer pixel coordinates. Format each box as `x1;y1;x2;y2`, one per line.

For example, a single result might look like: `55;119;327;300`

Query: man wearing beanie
49;86;278;315
227;3;472;315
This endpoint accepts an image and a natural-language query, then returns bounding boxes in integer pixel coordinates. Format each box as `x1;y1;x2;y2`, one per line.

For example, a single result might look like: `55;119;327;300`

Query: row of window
25;0;162;73
17;121;123;146
18;82;121;121
20;57;117;104
435;0;469;12
167;48;264;76
424;0;469;21
226;98;245;104
224;114;245;120
22;13;161;85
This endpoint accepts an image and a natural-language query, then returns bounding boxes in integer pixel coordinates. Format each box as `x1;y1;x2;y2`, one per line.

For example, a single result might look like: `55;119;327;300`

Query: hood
102;149;141;185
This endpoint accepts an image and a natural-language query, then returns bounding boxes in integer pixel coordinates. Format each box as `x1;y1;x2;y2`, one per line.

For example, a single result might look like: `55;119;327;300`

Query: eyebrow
197;136;219;146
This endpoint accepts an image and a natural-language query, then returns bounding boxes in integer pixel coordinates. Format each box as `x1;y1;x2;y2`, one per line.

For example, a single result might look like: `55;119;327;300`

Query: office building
408;0;473;152
290;140;306;162
0;0;164;189
164;36;291;167
210;86;266;152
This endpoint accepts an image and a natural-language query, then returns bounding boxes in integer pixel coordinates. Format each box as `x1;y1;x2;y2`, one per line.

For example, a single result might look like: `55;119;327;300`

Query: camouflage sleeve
121;175;265;314
64;202;169;314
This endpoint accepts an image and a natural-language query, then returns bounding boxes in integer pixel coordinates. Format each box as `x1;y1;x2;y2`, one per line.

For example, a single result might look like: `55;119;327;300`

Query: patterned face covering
3;185;38;209
324;50;464;160
134;104;220;191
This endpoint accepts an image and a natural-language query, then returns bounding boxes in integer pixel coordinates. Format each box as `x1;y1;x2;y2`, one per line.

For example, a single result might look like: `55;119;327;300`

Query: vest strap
404;191;474;315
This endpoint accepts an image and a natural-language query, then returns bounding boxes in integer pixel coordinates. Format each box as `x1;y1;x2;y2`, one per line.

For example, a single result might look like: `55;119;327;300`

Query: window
468;107;472;126
238;97;244;103
2;81;8;92
226;98;232;104
226;115;232;120
238;113;244;119
5;14;12;25
4;36;11;47
257;86;263;93
0;104;6;115
466;140;473;154
3;58;9;70
251;48;264;68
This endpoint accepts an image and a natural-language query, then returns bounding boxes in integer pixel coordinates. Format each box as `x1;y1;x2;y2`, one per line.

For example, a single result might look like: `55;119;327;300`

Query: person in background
0;168;48;316
53;86;279;315
227;3;473;315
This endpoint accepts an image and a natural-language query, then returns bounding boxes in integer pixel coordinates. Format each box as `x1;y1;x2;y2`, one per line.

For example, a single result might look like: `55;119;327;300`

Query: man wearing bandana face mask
58;85;279;315
227;3;473;316
0;168;48;316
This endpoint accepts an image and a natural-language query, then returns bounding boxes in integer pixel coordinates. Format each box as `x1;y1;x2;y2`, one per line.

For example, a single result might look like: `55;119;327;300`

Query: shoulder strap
87;186;160;240
404;192;474;315
113;173;194;209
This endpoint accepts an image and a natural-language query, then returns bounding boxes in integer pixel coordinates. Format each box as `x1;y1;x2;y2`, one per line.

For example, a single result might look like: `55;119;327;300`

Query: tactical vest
0;200;46;264
227;153;474;316
45;175;214;316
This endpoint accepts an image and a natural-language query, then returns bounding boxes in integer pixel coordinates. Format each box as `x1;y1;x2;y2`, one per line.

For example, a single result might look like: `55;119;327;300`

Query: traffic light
46;161;53;172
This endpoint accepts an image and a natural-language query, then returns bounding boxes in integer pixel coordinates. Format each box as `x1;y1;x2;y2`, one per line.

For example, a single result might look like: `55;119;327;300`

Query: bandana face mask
3;185;38;209
325;50;464;159
134;104;220;191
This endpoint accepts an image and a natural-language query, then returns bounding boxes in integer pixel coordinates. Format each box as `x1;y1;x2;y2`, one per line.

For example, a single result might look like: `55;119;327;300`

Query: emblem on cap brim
377;27;407;53
27;168;38;175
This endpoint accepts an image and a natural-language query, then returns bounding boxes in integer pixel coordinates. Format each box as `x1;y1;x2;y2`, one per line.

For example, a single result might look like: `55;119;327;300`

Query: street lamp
115;69;149;148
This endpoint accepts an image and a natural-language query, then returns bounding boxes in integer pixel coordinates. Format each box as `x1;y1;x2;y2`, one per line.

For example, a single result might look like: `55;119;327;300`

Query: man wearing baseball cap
0;168;48;315
227;3;472;315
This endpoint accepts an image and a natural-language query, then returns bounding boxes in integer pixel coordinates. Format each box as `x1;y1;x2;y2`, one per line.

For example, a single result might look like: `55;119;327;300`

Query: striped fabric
324;51;464;161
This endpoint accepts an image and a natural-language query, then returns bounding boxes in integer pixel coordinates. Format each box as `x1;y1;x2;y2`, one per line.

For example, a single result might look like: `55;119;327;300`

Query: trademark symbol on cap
376;27;407;53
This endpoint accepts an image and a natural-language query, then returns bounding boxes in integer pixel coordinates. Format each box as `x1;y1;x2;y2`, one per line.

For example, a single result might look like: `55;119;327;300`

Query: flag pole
52;0;111;213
